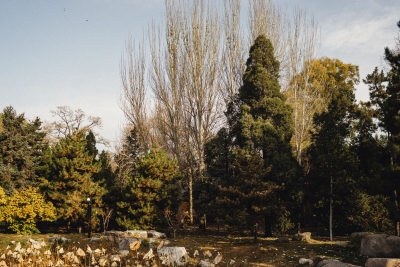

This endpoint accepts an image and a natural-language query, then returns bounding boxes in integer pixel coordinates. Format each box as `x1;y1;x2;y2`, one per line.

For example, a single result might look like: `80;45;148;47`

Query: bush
347;192;394;233
0;186;56;234
116;148;181;230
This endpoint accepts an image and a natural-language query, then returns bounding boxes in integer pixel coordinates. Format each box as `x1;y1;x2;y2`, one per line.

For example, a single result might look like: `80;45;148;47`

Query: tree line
0;1;398;239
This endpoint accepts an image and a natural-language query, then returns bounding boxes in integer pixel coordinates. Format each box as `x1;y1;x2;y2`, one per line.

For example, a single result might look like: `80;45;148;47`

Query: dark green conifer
218;35;299;236
0;106;46;193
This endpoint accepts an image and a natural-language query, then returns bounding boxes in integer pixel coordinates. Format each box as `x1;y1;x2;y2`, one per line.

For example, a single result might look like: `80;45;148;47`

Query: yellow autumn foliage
0;186;56;234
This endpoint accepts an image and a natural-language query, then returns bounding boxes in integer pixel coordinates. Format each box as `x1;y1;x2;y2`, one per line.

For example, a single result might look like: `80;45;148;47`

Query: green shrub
348;192;393;233
0;186;56;234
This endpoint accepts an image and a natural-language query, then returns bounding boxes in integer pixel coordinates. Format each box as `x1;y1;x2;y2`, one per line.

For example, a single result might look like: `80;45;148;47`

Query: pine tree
85;130;98;160
0;106;46;193
308;85;358;240
116;148;181;230
218;35;299;236
43;130;106;230
364;20;400;232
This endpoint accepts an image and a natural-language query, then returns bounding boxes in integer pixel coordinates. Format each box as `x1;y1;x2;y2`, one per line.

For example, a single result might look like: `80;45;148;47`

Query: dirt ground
0;232;366;266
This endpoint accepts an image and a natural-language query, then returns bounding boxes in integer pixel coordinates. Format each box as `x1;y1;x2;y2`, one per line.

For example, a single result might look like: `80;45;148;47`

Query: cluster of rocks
299;232;400;267
102;229;223;266
358;233;400;267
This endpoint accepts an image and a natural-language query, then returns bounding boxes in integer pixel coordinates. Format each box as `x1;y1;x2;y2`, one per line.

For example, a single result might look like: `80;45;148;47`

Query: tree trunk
394;189;399;236
189;174;193;225
253;223;258;242
264;214;272;237
329;176;333;241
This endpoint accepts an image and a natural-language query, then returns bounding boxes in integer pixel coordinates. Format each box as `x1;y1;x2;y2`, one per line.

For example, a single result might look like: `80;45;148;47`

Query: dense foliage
0;107;46;194
116;148;181;230
0;20;399;238
42;130;106;230
0;186;56;234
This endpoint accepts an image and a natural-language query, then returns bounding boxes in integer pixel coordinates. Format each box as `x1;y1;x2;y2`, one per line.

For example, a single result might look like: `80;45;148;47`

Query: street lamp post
87;197;92;238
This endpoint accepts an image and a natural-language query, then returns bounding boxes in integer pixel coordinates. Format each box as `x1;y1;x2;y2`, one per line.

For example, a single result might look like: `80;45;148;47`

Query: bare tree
285;9;319;166
148;0;221;224
101;208;113;234
249;0;289;72
182;0;221;178
120;39;153;152
220;0;246;107
46;106;103;143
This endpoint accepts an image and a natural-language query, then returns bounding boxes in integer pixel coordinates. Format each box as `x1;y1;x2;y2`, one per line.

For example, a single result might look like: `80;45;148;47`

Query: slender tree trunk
329;176;333;241
264;214;272;237
394;189;399;236
253;223;258;242
189;173;193;225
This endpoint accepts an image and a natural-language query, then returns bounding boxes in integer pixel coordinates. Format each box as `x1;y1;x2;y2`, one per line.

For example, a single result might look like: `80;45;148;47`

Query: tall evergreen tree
43;130;106;230
85;130;98;160
217;35;299;236
308;85;358;240
364;20;400;231
0;106;46;194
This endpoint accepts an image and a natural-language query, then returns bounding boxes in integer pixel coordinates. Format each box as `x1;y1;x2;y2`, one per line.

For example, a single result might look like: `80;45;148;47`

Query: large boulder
293;232;312;242
125;230;148;239
118;238;141;251
148;230;167;239
365;258;400;267
360;234;400;257
102;231;127;242
157;247;189;266
350;232;371;240
349;232;371;248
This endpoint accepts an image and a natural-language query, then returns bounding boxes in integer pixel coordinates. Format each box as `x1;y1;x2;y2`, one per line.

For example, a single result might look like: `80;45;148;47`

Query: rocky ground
0;230;371;266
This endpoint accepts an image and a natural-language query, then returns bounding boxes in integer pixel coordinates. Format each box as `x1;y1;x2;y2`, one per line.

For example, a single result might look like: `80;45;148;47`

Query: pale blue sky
1;0;399;149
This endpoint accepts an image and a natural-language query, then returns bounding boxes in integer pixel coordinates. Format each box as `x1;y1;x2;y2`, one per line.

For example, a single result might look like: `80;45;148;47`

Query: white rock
125;230;148;239
147;230;166;239
214;252;223;264
299;258;314;265
119;250;129;257
203;250;212;257
110;255;121;262
157;247;189;266
119;238;140;251
143;248;154;260
199;260;215;267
